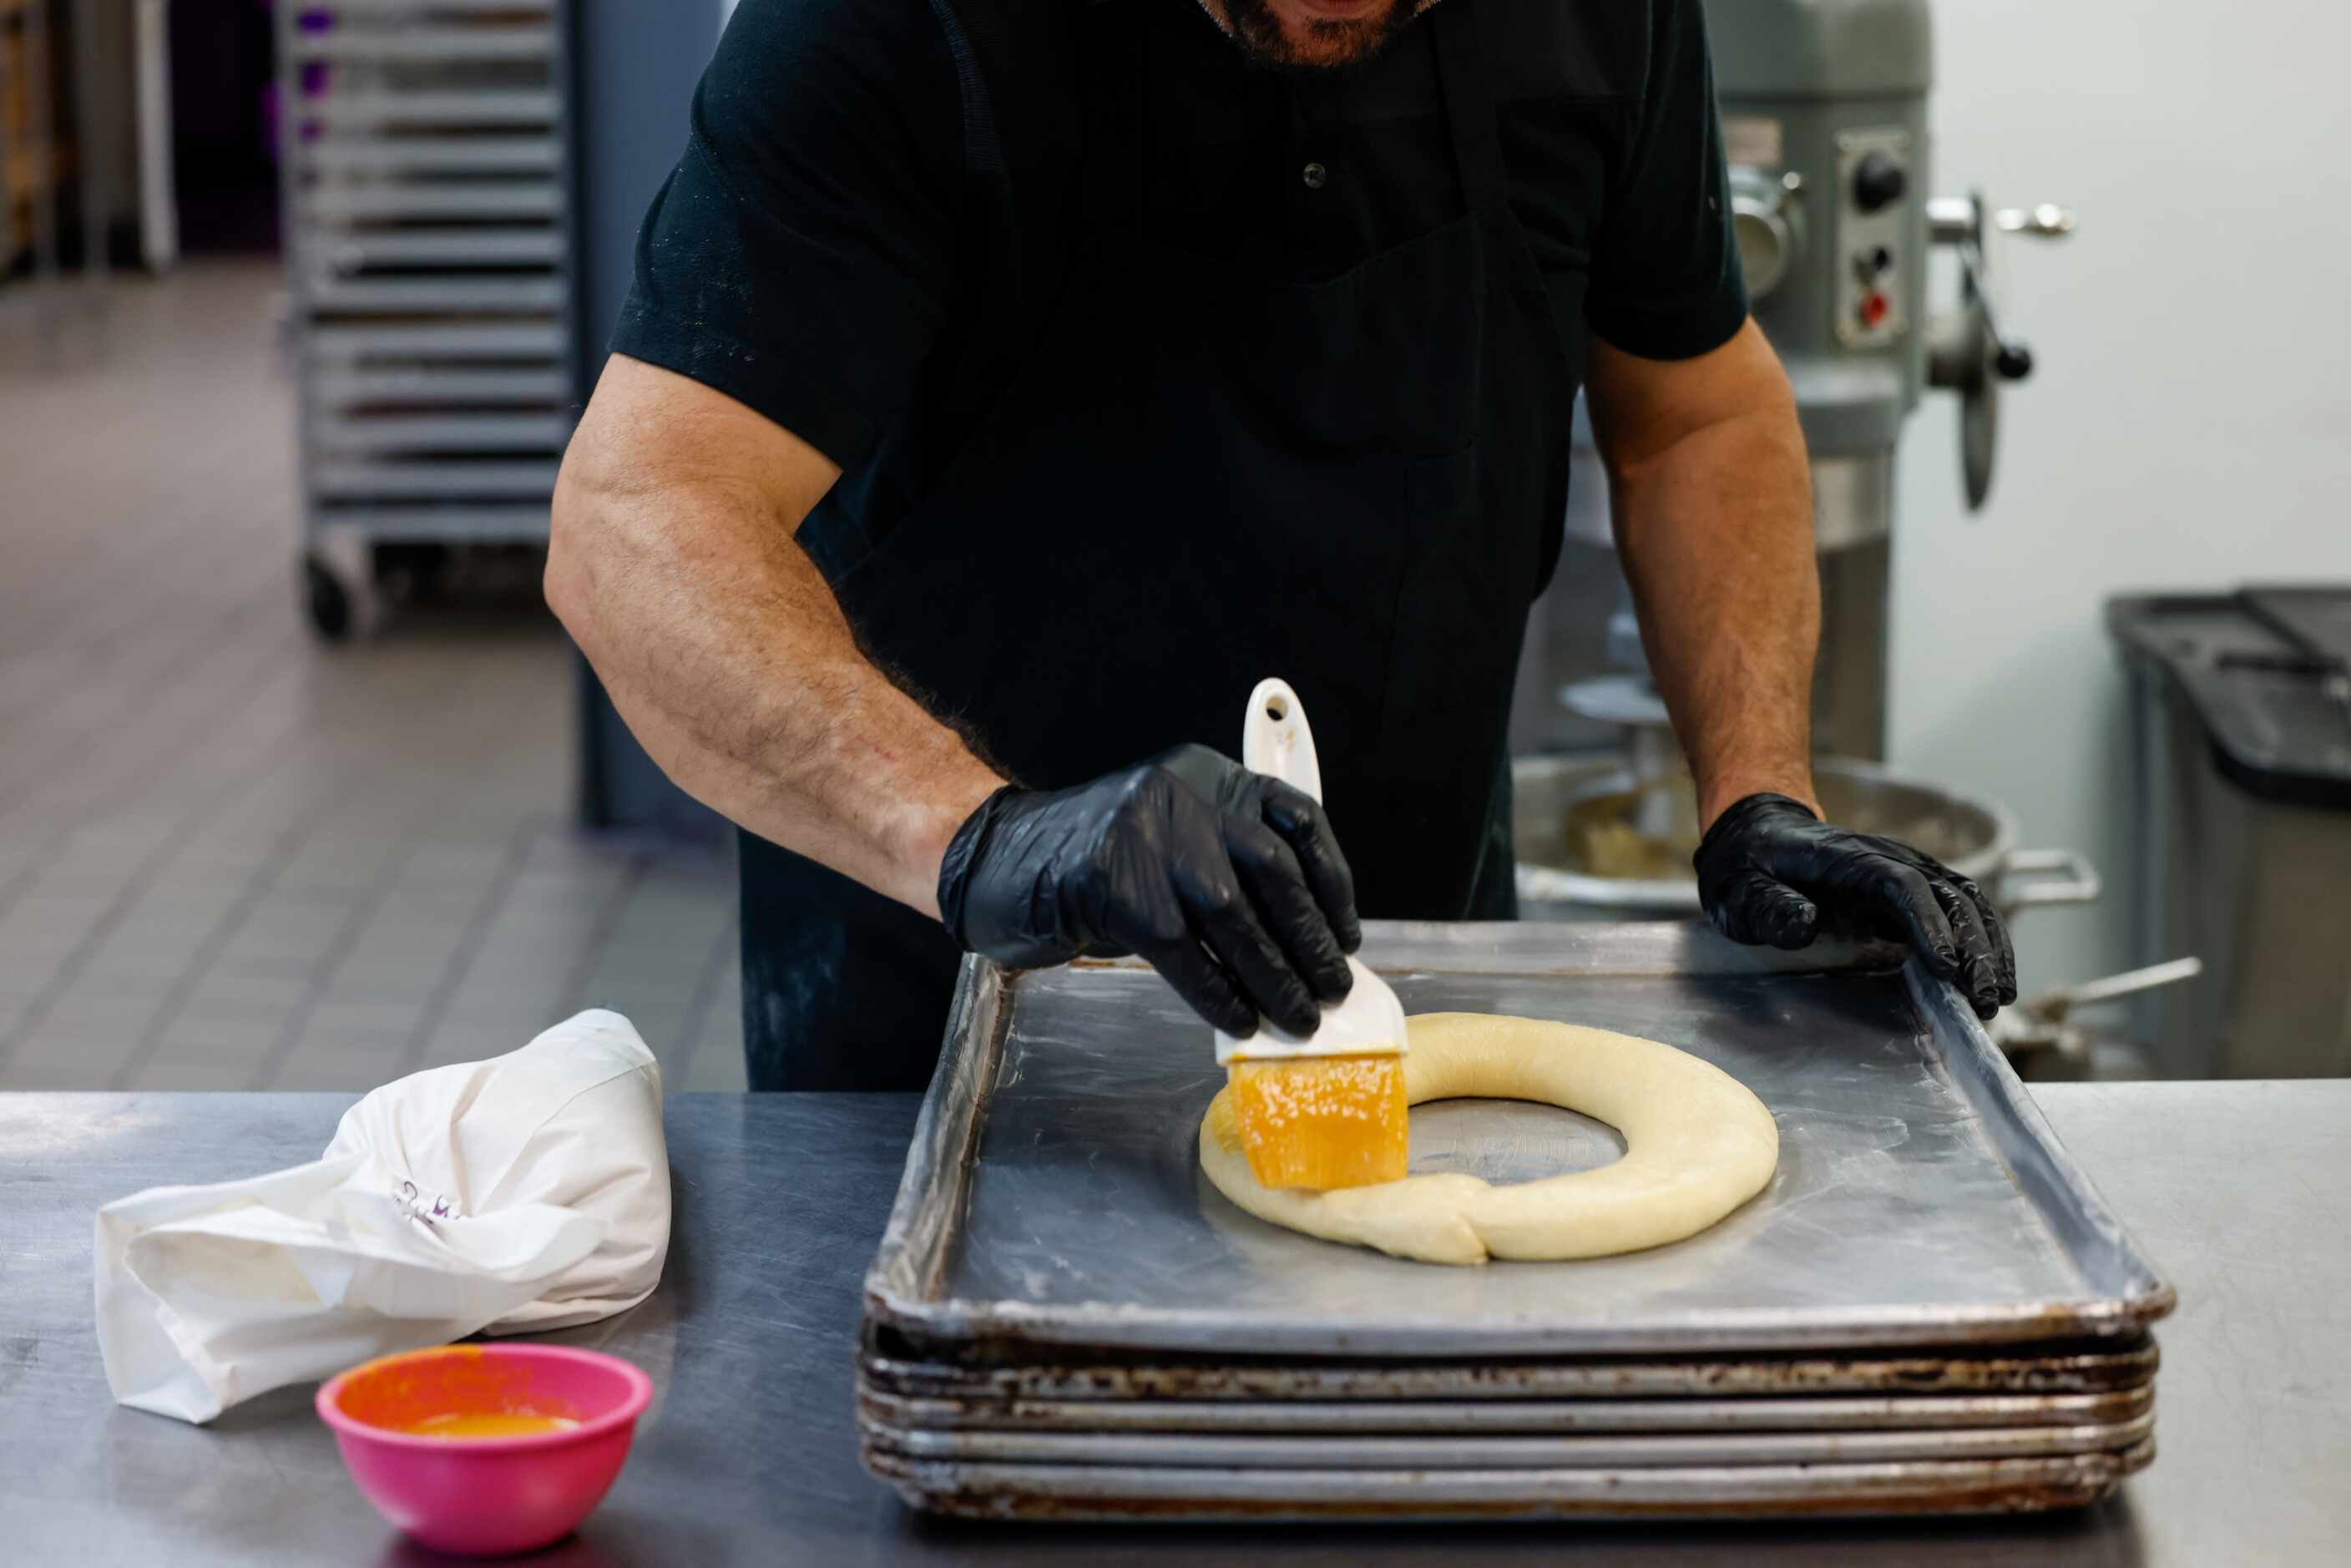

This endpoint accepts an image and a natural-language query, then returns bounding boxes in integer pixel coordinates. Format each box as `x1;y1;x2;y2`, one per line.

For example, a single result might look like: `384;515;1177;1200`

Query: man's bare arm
1587;321;2014;1013
546;353;1004;917
1585;319;1818;831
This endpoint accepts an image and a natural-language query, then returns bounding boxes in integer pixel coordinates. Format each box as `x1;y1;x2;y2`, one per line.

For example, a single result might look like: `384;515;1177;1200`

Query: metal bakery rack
858;923;2173;1522
274;0;578;637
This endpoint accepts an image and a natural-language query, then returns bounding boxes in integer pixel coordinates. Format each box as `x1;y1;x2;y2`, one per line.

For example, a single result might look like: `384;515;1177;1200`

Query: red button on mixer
1859;292;1890;328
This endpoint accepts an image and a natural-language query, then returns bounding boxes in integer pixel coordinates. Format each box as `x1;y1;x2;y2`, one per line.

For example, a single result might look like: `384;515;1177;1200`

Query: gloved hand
1694;792;2017;1019
936;745;1361;1037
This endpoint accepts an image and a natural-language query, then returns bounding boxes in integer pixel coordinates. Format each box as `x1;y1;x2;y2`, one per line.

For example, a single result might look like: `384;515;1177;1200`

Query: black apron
743;1;1574;1090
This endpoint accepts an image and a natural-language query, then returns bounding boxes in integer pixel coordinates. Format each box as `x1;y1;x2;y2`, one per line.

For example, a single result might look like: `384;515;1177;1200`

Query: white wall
1887;0;2351;996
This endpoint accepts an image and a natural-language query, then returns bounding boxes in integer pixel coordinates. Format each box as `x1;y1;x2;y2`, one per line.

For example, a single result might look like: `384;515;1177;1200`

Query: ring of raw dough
1198;1012;1779;1266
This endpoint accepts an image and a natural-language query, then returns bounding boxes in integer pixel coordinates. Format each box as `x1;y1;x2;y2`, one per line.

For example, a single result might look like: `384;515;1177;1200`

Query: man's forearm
1590;325;1819;830
547;358;1004;917
1590;335;2014;1009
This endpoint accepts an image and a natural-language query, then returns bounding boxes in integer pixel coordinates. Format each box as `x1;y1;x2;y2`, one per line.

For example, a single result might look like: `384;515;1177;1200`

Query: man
549;0;2015;1092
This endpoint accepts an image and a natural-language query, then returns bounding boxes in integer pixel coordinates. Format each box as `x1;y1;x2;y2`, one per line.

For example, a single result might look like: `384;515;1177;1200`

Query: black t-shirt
614;0;1747;547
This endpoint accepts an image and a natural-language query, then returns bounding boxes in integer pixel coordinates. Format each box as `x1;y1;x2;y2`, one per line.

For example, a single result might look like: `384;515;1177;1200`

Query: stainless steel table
4;1084;2345;1565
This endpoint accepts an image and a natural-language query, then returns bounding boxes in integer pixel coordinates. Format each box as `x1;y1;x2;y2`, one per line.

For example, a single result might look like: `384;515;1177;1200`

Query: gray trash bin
2110;587;2351;1078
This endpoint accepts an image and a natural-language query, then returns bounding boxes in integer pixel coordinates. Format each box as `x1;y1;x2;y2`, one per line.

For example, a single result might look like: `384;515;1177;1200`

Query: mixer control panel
1835;128;1914;348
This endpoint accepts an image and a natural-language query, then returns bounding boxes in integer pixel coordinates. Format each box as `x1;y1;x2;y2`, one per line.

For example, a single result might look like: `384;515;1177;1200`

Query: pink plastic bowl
317;1344;653;1557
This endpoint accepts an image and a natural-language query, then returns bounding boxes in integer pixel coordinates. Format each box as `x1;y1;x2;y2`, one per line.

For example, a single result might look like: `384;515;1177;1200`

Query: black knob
1853;153;1909;213
1995;341;2035;381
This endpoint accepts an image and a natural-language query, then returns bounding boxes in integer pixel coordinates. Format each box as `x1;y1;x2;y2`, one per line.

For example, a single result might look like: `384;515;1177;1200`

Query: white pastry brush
1212;679;1409;1190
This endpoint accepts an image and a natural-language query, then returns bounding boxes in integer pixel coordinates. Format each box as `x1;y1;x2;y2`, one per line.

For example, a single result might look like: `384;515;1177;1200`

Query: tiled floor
0;260;747;1092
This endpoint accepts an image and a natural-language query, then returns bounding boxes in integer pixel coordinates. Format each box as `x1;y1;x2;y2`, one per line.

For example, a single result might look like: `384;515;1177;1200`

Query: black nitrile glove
1694;792;2018;1019
936;745;1361;1037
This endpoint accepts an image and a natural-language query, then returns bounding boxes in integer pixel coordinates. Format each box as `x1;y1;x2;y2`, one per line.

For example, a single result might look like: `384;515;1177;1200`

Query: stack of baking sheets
859;924;2174;1522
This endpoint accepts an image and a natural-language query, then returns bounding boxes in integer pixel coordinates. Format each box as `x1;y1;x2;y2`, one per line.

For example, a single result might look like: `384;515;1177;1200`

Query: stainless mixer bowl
1513;755;2097;922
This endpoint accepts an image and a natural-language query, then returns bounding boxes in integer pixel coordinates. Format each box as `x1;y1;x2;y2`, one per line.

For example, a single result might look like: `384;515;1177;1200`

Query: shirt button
1302;161;1328;190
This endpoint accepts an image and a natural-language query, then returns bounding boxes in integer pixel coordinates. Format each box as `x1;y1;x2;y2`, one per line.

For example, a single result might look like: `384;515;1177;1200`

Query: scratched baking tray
858;1409;2156;1469
857;1385;2155;1436
860;1332;2162;1402
865;923;2174;1359
863;1440;2158;1522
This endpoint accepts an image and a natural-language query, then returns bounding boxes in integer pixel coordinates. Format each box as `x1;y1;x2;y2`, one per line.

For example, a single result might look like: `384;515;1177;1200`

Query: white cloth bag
94;1009;671;1424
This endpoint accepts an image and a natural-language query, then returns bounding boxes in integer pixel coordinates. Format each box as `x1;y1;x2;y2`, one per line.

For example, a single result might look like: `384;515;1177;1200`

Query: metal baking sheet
858;1411;2156;1469
865;1440;2158;1521
857;1385;2155;1435
861;1334;2162;1402
865;923;2175;1358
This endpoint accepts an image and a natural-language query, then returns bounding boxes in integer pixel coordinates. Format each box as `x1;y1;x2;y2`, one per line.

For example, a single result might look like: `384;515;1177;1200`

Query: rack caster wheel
304;554;353;641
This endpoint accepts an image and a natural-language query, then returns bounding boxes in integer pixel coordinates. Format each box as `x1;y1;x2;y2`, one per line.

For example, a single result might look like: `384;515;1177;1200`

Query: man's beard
1219;0;1419;71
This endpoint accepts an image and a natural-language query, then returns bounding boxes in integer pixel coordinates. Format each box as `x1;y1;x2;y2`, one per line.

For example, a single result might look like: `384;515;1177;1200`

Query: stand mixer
1513;3;2201;1065
1525;0;2075;864
1552;0;2075;771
